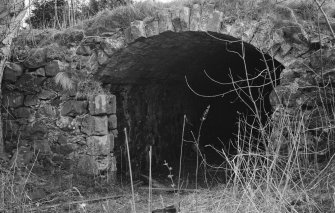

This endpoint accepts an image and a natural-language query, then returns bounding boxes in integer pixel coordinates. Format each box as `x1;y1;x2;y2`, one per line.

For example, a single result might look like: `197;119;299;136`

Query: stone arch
118;3;311;68
95;2;315;171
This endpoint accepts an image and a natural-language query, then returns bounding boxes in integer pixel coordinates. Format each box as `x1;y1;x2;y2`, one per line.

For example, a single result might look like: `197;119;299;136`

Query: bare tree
0;0;27;158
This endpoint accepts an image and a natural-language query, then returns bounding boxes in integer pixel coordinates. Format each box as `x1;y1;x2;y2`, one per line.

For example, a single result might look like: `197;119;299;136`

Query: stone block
111;129;118;138
24;95;38;106
52;143;76;155
101;36;125;56
86;53;99;73
45;60;68;77
207;10;223;32
97;49;109;65
38;89;57;100
14;107;33;118
33;139;51;153
88;94;116;115
158;9;174;33
200;3;215;31
77;155;98;175
110;155;117;172
190;4;201;31
171;7;190;32
81;115;108;136
3;62;24;82
61;100;88;117
124;27;133;43
31;67;45;76
130;20;146;41
87;134;112;156
15;74;45;93
108;114;117;130
144;17;159;37
23;122;48;140
23;48;47;68
3;92;24;108
179;7;190;31
36;105;57;118
76;45;93;56
96;156;110;171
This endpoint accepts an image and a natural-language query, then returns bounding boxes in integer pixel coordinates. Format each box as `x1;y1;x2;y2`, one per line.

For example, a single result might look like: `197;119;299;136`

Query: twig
313;0;335;39
138;187;200;192
148;145;152;213
178;115;186;198
19;195;125;212
124;127;136;213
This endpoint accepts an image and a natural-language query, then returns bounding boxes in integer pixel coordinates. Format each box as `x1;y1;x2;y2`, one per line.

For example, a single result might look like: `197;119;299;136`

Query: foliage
88;0;132;15
26;0;67;29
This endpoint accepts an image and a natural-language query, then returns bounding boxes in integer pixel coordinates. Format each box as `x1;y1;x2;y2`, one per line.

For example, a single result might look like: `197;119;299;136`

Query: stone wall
3;1;335;177
2;40;118;178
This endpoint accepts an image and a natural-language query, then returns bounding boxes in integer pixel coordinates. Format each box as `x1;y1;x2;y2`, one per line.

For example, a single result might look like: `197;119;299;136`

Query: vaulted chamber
98;31;284;175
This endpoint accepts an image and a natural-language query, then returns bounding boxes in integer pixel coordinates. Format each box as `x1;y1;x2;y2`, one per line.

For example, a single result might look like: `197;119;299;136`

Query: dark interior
98;31;284;178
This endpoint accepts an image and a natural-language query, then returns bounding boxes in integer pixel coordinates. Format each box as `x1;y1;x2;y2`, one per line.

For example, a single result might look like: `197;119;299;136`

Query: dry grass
5;1;335;213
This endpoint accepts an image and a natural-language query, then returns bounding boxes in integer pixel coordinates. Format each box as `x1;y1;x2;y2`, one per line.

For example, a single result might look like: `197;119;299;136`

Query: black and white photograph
0;0;335;212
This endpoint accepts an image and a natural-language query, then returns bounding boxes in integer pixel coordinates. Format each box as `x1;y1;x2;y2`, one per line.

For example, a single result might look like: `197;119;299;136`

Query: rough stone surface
15;74;45;93
190;4;201;31
108;114;117;130
76;45;93;56
76;155;98;175
14;107;33;118
3;62;24;82
23;48;47;68
86;135;111;156
97;49;109;65
171;7;190;32
130;20;146;41
144;17;159;37
81;115;108;136
45;60;68;77
31;67;45;76
3;92;24;108
200;4;215;31
207;10;223;32
158;9;174;33
89;94;116;115
24;95;38;106
56;116;77;131
33;139;51;154
38;89;57;100
61;100;88;117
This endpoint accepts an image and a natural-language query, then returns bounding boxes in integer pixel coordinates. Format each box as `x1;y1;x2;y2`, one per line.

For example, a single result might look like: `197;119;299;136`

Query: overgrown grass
5;0;335;212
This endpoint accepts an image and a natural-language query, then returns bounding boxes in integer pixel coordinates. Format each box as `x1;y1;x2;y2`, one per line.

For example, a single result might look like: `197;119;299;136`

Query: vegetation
2;0;335;212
